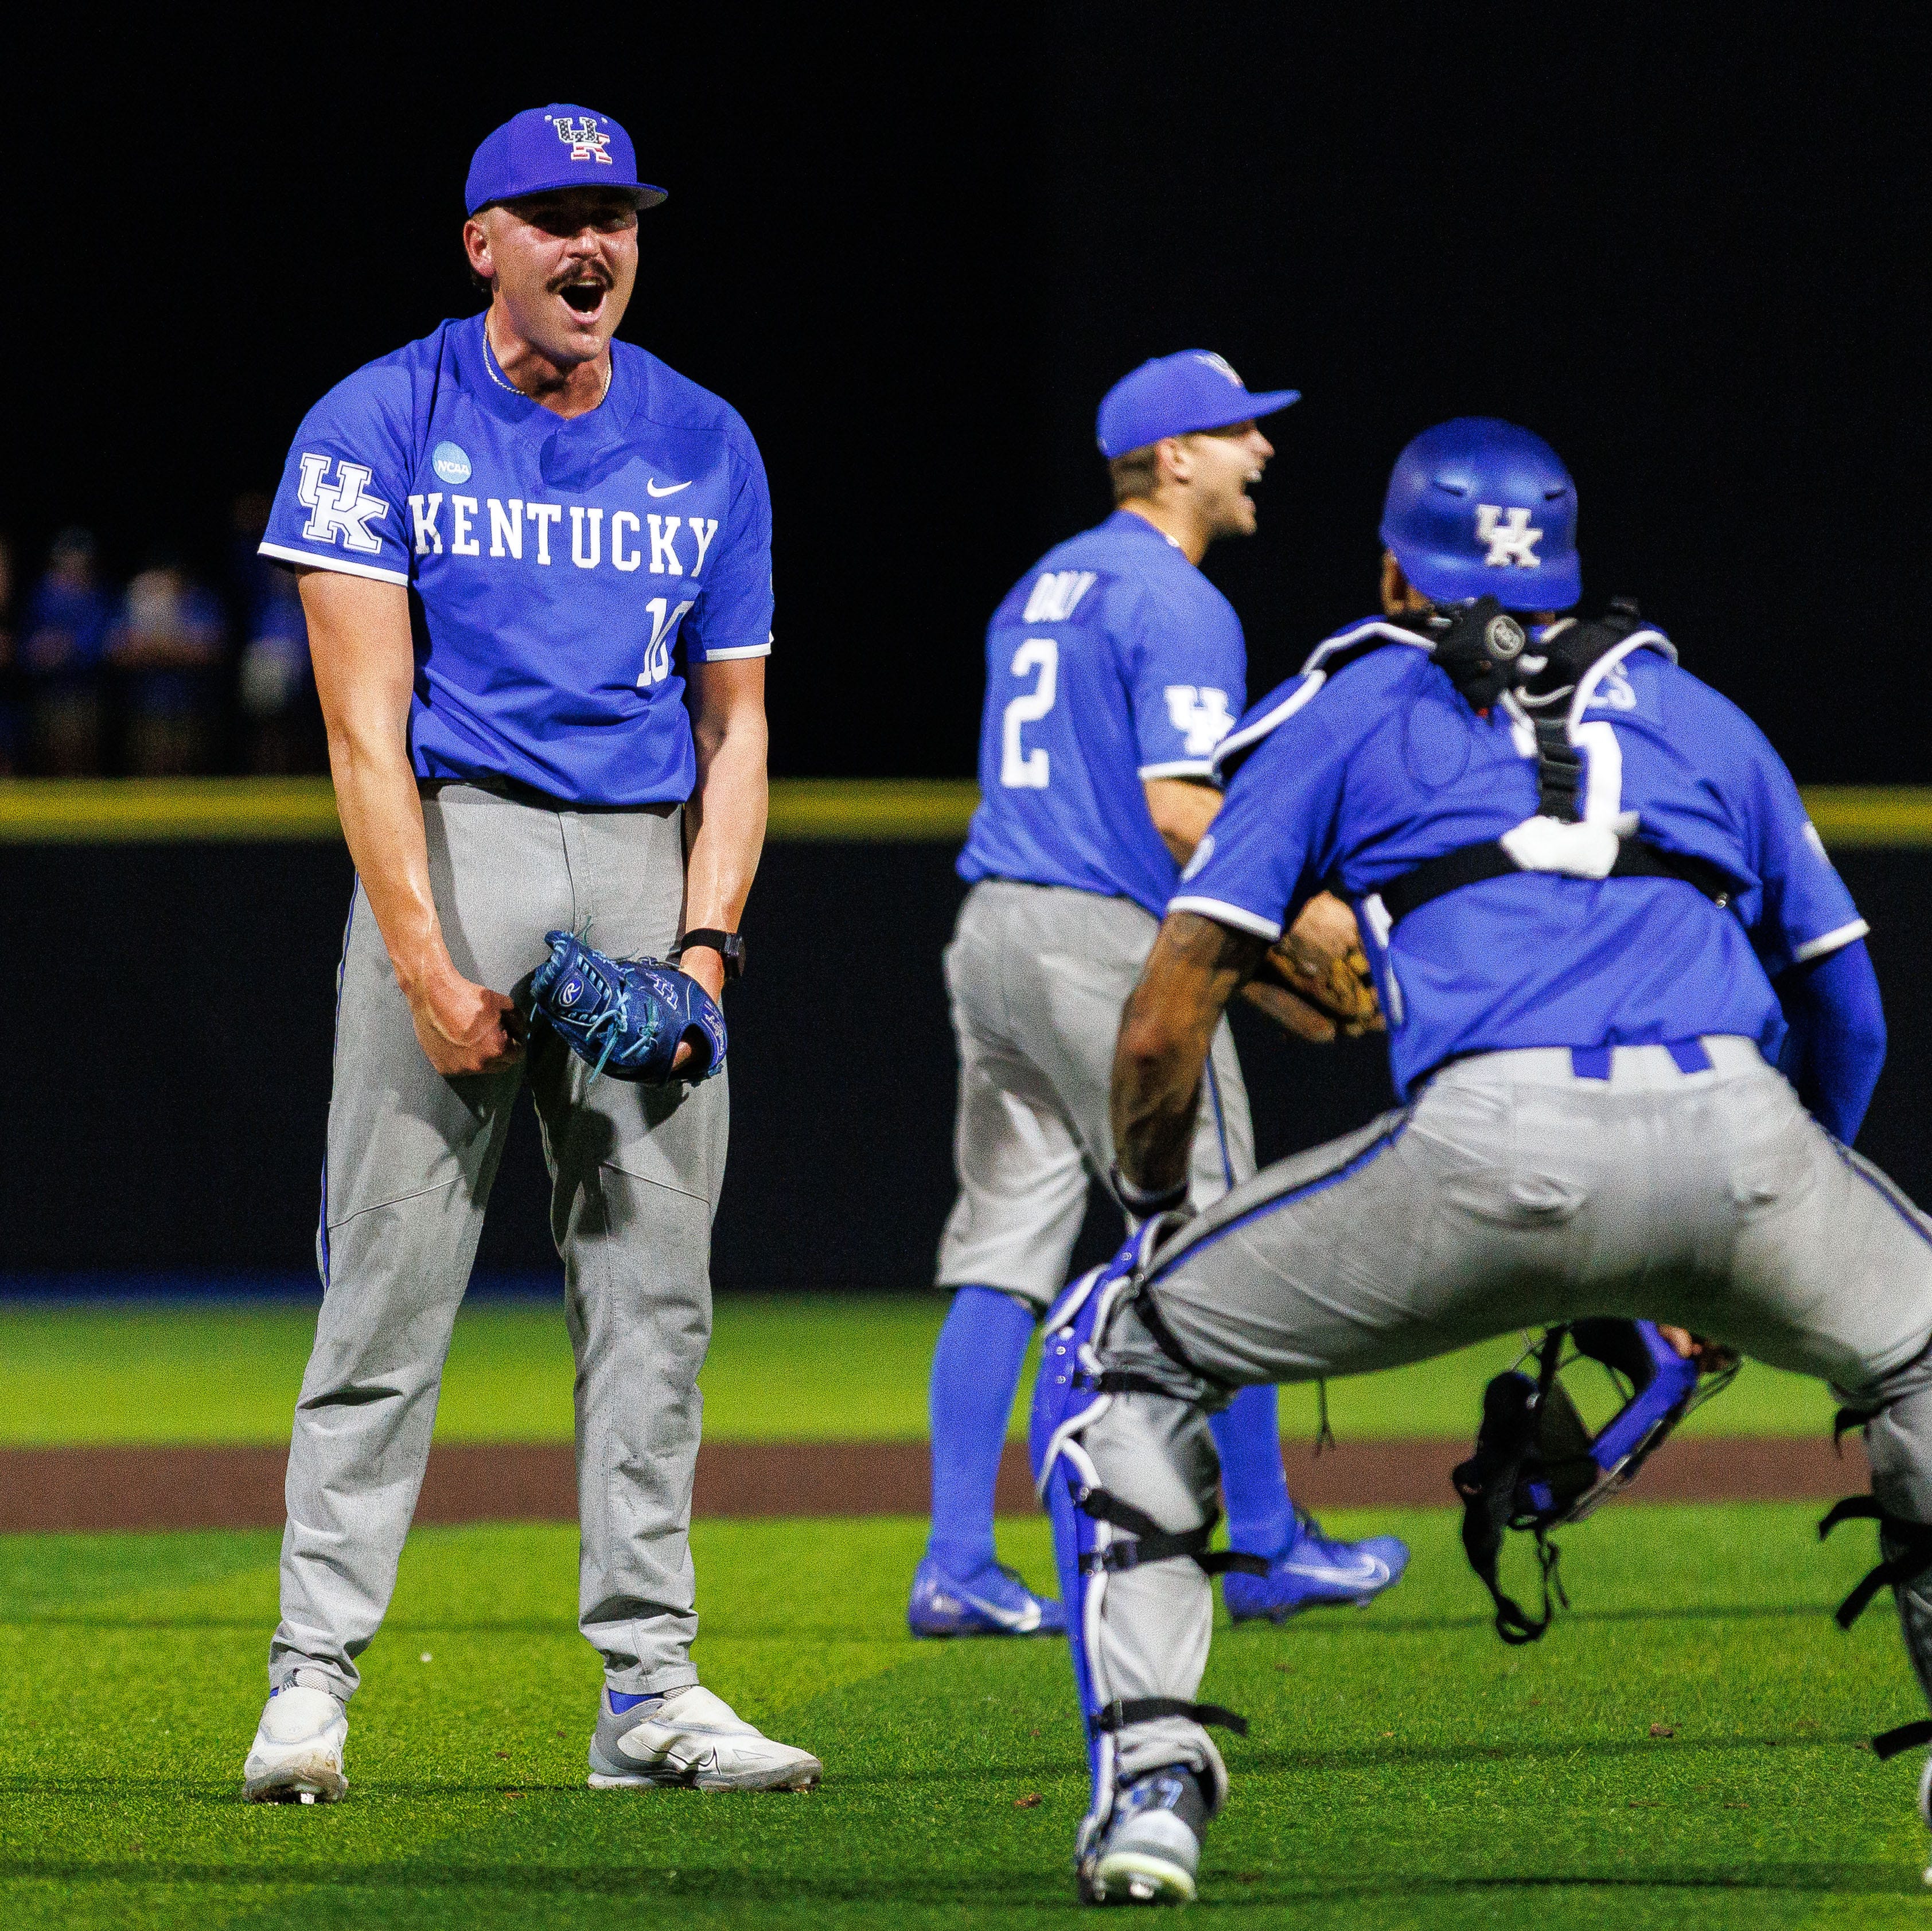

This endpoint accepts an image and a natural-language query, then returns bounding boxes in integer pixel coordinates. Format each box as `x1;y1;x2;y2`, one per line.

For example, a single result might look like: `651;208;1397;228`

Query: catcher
912;349;1405;1644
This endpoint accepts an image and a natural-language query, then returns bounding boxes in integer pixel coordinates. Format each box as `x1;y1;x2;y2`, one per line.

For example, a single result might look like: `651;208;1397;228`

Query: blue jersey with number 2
957;510;1247;918
1173;618;1867;1098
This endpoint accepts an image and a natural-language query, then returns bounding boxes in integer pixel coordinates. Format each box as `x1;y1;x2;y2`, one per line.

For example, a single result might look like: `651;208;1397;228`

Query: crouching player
1031;417;1932;1902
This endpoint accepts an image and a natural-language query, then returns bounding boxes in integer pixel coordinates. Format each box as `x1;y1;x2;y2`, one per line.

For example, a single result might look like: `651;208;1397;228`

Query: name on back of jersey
1021;570;1096;623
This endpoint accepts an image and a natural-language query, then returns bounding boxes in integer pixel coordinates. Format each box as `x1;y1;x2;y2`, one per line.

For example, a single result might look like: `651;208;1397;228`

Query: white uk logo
1193;352;1244;388
297;454;391;555
1163;685;1234;756
1475;504;1543;568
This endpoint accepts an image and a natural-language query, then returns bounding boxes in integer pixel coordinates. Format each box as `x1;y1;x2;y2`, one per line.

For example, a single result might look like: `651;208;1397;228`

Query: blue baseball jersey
261;314;772;806
957;510;1247;918
1173;617;1867;1098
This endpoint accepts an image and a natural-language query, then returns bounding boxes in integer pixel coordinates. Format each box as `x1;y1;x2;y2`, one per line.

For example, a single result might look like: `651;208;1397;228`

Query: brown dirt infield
0;1434;1871;1532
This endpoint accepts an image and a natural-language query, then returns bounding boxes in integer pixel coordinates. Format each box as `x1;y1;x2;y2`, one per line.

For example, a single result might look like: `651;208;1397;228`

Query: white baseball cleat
1082;1766;1212;1906
242;1684;348;1804
587;1683;822;1793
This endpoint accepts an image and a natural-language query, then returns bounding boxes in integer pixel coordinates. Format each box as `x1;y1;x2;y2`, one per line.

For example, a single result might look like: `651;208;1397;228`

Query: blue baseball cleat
1221;1512;1410;1624
907;1555;1067;1637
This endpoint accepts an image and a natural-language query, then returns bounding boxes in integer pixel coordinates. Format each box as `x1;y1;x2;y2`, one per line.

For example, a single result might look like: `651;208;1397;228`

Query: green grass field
2;1296;1910;1925
0;1294;1839;1445
2;1505;1927;1928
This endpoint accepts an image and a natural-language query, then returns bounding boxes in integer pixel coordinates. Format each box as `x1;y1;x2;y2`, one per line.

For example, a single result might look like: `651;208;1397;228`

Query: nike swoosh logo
1281;1556;1390;1589
957;1590;1042;1633
646;478;692;497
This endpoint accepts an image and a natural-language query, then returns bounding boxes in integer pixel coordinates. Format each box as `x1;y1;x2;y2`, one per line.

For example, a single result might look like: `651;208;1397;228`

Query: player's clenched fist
403;966;525;1078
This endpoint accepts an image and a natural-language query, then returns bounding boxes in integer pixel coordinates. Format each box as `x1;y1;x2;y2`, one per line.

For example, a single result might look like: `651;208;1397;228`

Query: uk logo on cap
548;114;613;165
1094;349;1300;460
464;103;666;216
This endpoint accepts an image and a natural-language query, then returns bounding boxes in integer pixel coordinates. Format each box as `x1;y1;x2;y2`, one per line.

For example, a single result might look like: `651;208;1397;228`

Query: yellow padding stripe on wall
0;777;1925;846
0;777;984;843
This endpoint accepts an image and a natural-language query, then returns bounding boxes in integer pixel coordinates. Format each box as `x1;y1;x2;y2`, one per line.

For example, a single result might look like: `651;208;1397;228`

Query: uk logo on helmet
548;115;613;164
1475;504;1543;568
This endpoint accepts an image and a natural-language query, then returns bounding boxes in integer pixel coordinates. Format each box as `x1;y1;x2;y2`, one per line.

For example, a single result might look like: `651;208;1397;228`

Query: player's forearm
1143;777;1222;866
327;731;451;993
301;569;453;994
681;662;769;939
1111;911;1263;1192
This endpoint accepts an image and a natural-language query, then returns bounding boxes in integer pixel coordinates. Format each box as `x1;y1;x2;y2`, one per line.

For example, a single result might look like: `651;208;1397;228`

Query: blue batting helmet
1380;418;1580;611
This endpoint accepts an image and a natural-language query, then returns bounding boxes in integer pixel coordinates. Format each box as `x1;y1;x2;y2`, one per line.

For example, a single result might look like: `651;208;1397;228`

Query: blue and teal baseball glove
528;930;727;1085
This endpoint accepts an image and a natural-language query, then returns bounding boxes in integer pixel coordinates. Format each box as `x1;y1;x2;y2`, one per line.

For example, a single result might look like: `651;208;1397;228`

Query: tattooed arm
1111;911;1269;1197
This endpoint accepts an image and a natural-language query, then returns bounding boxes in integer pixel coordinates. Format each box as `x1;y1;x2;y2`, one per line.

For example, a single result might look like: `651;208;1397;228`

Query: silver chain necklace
483;317;611;406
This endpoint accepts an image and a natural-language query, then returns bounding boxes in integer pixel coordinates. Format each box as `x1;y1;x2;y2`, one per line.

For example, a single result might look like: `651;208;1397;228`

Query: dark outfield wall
4;843;1926;1286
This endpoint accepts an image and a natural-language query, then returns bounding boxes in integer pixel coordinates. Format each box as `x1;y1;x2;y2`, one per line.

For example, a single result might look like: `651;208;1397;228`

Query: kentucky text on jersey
400;492;720;578
959;510;1247;919
1174;618;1867;1096
261;314;773;806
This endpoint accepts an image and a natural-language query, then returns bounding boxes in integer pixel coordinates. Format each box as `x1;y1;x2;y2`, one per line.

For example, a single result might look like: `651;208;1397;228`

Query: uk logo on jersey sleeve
295;456;392;556
1162;685;1235;758
263;439;412;586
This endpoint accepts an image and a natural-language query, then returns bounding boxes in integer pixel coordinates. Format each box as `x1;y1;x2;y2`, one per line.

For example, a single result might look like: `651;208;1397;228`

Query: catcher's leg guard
1030;1222;1261;1901
1819;1370;1932;1774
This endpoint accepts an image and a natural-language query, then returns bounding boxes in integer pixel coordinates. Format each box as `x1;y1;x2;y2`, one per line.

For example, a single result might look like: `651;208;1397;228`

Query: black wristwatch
672;929;746;982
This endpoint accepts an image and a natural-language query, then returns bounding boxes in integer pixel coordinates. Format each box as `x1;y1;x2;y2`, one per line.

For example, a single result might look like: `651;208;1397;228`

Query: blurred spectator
0;536;19;774
21;527;112;774
231;491;324;773
239;574;320;773
107;551;227;775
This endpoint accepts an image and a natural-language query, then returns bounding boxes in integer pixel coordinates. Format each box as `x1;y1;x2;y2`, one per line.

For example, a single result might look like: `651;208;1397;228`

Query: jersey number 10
1000;638;1058;789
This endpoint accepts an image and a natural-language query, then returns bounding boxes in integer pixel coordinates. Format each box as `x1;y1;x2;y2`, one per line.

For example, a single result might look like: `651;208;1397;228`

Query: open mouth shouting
555;273;609;322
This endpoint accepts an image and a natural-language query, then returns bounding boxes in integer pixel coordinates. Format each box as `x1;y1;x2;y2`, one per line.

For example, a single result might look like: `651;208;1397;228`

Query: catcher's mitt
528;930;727;1085
1241;894;1383;1043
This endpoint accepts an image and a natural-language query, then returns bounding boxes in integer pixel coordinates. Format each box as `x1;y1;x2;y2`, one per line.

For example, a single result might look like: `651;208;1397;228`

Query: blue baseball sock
926;1285;1038;1579
1210;1383;1295;1559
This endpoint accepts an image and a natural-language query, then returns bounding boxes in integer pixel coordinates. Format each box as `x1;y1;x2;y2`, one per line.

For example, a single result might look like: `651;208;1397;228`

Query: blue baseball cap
1380;418;1581;611
1096;350;1299;459
465;104;666;217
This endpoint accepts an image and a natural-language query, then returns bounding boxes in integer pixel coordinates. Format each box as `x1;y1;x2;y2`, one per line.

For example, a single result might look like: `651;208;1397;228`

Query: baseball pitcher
912;352;1405;1639
1033;418;1932;1903
241;104;819;1802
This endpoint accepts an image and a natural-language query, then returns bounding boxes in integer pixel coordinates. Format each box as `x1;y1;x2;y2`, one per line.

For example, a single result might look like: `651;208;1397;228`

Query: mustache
547;264;612;293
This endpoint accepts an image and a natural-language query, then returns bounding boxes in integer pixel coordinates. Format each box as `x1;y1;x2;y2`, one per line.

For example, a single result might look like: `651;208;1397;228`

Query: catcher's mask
1453;1318;1738;1644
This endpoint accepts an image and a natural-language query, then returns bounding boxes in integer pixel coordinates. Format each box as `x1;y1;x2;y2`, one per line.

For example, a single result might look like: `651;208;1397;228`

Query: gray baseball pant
1066;1037;1932;1784
270;782;727;1702
937;880;1255;1309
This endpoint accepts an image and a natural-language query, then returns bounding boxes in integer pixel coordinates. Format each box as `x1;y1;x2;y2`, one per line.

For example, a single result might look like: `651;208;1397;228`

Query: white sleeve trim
699;642;772;661
258;543;410;587
1167;894;1284;942
1792;917;1869;963
1138;759;1218;781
